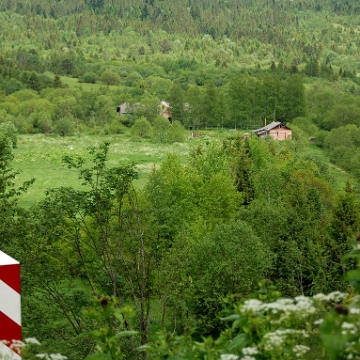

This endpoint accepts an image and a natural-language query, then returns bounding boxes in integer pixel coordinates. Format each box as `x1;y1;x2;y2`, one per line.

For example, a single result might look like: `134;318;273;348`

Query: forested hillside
1;0;360;153
1;0;360;359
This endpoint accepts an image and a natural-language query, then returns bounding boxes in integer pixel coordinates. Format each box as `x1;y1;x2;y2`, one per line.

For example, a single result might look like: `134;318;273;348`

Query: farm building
252;121;292;140
159;101;172;121
117;101;172;122
117;102;129;115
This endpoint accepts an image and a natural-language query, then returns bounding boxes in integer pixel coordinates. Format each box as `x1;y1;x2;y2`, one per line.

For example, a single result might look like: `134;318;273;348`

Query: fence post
0;250;21;359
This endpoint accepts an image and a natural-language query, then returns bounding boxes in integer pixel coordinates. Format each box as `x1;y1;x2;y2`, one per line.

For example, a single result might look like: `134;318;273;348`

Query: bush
78;72;97;84
104;119;126;135
99;70;121;85
168;120;185;142
0;122;17;148
55;117;75;136
152;117;185;143
130;117;153;138
152;116;170;142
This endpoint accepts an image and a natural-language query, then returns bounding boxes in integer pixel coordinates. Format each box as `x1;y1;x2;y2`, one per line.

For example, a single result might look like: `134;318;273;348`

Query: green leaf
115;330;138;338
227;333;248;352
221;314;240;322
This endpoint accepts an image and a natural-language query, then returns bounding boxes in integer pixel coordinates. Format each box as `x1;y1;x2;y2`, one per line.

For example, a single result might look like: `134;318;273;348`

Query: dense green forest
1;0;360;359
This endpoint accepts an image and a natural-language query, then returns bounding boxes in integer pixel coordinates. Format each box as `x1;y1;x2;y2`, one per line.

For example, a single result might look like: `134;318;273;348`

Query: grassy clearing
13;133;213;207
60;75;120;92
44;72;120;92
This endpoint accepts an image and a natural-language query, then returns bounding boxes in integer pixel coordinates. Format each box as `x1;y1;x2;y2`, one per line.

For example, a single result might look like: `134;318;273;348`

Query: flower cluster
341;322;358;336
36;354;67;360
293;344;310;357
262;329;309;352
240;295;316;320
242;347;259;356
220;354;239;360
313;291;348;303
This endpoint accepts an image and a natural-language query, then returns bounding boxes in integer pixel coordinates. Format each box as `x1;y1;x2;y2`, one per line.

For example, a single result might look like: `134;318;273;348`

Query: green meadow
13;131;228;207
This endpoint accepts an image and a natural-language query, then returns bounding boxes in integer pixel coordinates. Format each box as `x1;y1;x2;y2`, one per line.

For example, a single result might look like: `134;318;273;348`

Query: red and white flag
0;250;21;359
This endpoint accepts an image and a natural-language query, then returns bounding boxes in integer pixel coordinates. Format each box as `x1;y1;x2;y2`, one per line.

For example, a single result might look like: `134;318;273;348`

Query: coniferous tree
28;72;41;91
327;180;360;287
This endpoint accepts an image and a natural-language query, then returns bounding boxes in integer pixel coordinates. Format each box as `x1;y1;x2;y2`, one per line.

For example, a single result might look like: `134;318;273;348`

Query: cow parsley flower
263;329;308;352
313;319;323;326
50;354;67;360
349;308;360;315
341;322;358;335
220;354;239;360
25;338;41;345
313;291;348;303
241;296;316;322
293;344;310;357
242;347;259;355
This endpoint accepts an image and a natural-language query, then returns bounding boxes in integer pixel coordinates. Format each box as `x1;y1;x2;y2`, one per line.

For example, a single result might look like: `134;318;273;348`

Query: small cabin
160;101;172;122
117;102;130;115
252;121;292;140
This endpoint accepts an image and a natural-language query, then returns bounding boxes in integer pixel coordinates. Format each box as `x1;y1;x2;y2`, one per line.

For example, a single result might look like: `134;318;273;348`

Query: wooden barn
252;121;292;140
117;102;130;115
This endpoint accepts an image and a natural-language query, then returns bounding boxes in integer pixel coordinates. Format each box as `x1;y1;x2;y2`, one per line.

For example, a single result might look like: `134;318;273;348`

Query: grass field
13;131;230;207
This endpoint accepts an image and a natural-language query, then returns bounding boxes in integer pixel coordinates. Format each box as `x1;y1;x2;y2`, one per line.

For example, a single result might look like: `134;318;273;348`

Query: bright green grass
60;75;120;91
13;133;213;207
43;71;120;92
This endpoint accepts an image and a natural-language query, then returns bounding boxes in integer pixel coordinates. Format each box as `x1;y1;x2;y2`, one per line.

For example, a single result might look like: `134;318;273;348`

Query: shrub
130;117;152;138
152;117;185;143
78;72;97;84
99;71;121;86
55;117;75;136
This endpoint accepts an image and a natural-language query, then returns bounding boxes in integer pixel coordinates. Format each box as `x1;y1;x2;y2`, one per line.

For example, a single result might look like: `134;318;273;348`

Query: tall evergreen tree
326;180;360;289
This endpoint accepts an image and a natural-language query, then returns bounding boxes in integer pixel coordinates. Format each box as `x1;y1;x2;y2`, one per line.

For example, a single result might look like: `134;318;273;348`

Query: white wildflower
241;299;263;313
349;308;360;315
341;322;358;335
36;355;47;359
220;354;239;360
241;356;256;360
329;291;349;302
314;319;323;326
293;344;310;357
263;329;309;351
313;291;348;303
25;338;41;345
242;346;259;355
50;354;67;360
241;296;316;320
313;293;326;301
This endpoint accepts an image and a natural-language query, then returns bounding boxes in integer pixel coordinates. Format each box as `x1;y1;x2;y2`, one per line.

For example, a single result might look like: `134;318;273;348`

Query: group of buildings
117;101;292;140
